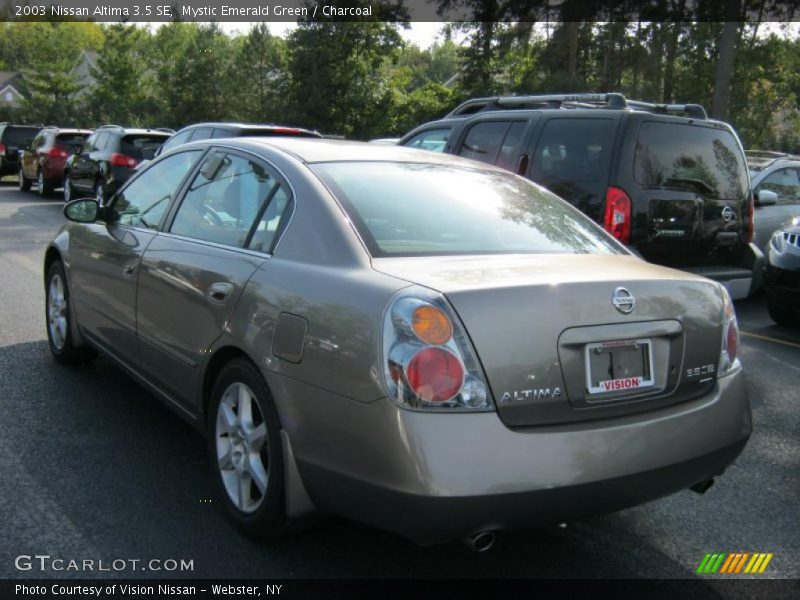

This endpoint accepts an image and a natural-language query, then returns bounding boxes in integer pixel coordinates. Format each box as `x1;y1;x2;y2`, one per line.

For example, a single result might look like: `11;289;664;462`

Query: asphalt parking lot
0;179;797;583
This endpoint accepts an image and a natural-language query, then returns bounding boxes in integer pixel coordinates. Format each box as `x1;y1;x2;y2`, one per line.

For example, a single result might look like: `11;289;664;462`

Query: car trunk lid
373;254;724;426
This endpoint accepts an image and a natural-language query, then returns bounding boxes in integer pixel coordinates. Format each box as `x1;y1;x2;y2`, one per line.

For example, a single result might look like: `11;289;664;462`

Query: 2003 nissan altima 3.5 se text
44;138;751;548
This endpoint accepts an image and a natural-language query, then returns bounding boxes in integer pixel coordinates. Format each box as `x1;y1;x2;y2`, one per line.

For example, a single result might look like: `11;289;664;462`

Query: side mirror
756;189;778;206
64;199;100;223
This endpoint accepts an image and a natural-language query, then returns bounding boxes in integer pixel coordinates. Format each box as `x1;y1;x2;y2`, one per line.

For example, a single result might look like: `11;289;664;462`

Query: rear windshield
634;122;748;199
122;135;169;160
56;133;90;149
2;126;39;146
313;162;623;257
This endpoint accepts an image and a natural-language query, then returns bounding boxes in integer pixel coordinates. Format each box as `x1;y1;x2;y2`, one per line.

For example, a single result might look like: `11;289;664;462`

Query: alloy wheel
215;382;269;514
47;273;68;351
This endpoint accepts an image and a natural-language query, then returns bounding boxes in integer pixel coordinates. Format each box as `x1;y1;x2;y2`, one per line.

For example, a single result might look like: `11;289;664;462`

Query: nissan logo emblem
721;206;734;222
612;287;635;314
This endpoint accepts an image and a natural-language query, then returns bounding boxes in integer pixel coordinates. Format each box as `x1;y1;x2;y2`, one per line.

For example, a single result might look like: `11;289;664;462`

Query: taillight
110;153;138;168
48;147;68;159
382;288;493;411
746;194;755;243
0;143;6;154
604;186;632;244
718;285;741;377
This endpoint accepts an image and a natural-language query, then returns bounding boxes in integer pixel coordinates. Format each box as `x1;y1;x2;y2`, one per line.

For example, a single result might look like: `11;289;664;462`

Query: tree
286;1;408;138
88;24;149;125
231;23;288;122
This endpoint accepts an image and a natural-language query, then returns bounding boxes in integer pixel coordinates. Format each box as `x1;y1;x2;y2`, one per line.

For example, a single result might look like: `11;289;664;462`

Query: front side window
634;122;748;199
110;150;202;229
758;168;800;206
402;128;451;153
171;152;282;249
313;162;623;257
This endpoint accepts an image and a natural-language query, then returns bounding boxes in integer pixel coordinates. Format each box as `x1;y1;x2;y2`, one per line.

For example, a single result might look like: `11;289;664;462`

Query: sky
145;21;450;48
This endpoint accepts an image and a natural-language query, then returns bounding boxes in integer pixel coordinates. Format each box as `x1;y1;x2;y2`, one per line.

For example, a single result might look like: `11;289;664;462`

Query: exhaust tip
690;478;715;494
464;531;496;553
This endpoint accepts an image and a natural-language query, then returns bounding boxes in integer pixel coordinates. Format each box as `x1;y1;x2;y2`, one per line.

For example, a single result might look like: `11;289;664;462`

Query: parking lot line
740;330;800;350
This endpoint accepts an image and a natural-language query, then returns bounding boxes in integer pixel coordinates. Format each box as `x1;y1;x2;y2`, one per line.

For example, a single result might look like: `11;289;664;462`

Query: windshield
312;162;624;258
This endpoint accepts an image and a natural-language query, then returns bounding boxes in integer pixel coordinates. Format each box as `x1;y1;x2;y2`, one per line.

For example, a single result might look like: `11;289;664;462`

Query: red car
19;127;93;197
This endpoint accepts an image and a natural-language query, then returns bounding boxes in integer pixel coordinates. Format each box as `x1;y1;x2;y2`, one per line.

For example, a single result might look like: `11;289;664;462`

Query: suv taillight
0;143;6;154
48;147;68;159
382;287;494;411
110;153;138;168
746;193;755;243
604;186;632;244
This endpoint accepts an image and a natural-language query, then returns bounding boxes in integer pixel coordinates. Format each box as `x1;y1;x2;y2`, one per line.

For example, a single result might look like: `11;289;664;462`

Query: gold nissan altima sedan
45;138;751;549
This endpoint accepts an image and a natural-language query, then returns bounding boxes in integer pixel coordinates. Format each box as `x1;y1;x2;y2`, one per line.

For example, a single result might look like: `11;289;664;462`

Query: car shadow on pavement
0;341;766;587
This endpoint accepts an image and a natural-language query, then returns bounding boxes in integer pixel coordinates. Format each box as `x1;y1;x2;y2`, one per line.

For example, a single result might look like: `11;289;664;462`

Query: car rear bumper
683;243;765;299
277;368;751;542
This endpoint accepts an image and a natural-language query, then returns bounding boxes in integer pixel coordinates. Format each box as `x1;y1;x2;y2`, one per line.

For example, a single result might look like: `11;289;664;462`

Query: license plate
585;338;654;395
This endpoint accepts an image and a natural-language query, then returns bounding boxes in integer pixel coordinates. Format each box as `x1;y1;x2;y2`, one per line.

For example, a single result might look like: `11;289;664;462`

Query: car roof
201;137;507;169
178;122;318;133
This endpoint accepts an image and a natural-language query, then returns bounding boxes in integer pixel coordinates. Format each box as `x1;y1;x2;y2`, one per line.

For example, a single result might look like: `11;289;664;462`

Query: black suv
400;93;763;299
0;123;41;179
64;125;171;203
157;122;322;157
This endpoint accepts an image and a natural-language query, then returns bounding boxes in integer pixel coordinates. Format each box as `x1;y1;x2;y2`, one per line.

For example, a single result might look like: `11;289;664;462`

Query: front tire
45;261;97;364
19;167;31;192
208;358;286;538
38;170;53;197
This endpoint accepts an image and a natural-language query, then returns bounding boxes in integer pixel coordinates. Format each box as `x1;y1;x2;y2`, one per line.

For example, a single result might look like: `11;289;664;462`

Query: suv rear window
634;122;748;199
122;135;169;160
2;126;39;146
313;162;622;257
56;133;90;149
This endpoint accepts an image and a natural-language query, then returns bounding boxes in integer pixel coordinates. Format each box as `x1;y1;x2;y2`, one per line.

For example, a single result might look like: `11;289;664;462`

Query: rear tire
767;296;799;327
207;358;286;538
38;170;53;197
18;167;31;192
45;260;97;364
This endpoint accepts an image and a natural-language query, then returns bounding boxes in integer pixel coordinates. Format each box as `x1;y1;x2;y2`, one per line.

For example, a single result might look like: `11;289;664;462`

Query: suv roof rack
98;124;126;131
446;92;708;120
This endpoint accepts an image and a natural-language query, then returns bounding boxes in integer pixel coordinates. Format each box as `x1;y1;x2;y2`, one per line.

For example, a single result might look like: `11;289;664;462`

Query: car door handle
207;282;234;303
123;263;136;276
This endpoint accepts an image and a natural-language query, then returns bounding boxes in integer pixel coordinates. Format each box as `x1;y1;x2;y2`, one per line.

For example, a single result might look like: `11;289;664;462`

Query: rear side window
402;128;450;153
171;152;285;249
122;135;169;160
2;126;39;147
634;122;748;199
531;118;614;182
313;162;623;257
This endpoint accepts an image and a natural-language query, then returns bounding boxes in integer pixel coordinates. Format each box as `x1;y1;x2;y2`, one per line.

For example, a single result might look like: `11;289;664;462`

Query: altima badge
612;287;635;314
500;388;562;402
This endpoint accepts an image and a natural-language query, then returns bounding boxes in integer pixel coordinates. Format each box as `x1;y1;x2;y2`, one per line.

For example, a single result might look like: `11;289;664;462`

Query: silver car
45;138;751;547
747;153;800;252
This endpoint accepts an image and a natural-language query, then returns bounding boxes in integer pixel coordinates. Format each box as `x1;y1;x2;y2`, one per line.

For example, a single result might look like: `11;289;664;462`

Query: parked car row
8;120;321;204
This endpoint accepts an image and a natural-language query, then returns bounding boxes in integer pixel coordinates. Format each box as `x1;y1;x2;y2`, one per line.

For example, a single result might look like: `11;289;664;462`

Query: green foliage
2;19;800;149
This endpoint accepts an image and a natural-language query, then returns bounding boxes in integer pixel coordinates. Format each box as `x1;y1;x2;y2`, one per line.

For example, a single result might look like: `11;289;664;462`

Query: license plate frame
584;338;655;395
